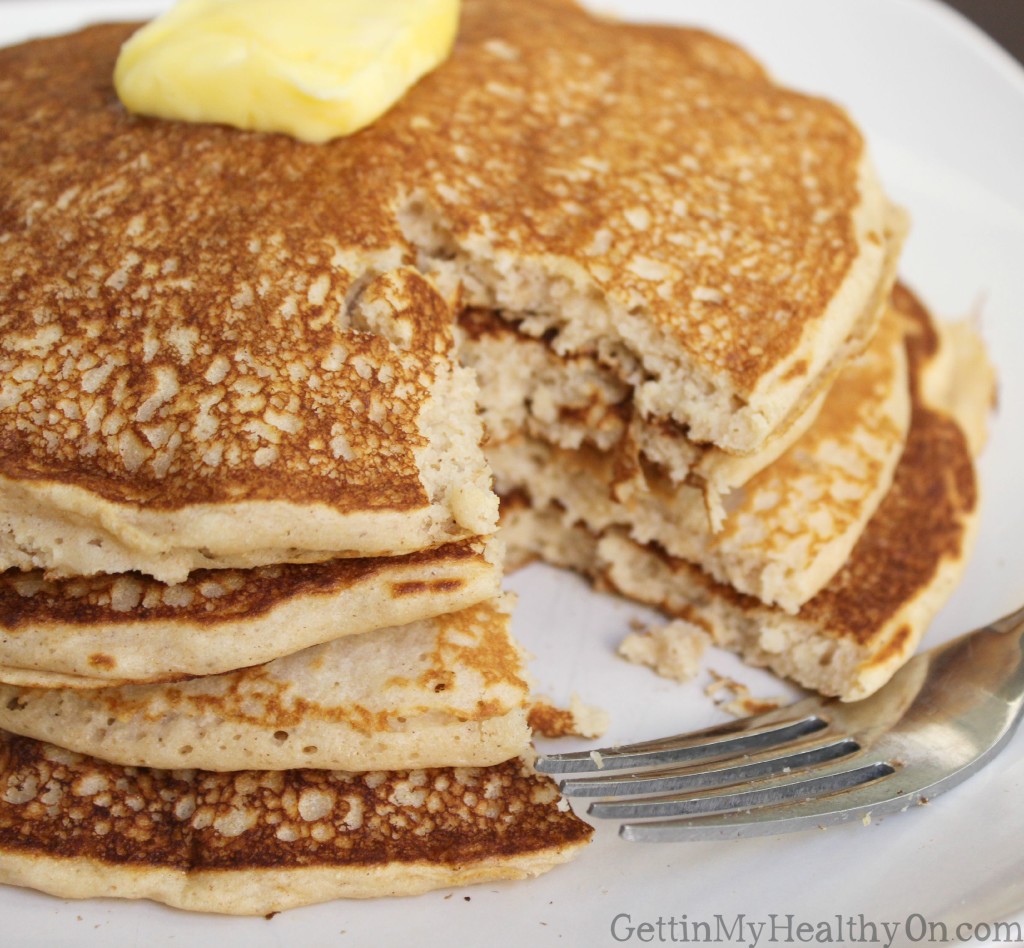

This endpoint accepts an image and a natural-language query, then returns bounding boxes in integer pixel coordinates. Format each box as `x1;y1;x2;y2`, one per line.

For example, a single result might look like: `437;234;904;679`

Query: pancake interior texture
457;203;906;519
0;735;592;913
486;301;911;613
502;286;989;701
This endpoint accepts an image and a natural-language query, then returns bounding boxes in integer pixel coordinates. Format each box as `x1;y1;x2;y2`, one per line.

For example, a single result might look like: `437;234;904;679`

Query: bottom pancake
501;285;990;701
0;732;591;914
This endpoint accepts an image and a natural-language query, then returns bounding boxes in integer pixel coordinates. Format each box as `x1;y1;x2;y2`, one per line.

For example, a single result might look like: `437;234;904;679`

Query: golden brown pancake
502;286;988;700
0;538;500;687
399;0;902;453
457;204;905;516
0;734;591;913
0;597;531;771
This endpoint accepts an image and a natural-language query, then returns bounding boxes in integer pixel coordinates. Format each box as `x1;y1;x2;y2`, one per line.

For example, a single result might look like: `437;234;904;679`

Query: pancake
0;734;591;913
458;204;906;518
0;257;496;583
490;301;912;612
0;597;531;771
501;286;989;700
399;0;903;455
0;17;500;582
0;537;500;688
0;0;900;582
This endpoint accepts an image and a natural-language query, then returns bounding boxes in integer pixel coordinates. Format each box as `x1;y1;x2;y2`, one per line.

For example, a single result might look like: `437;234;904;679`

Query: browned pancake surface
621;284;978;655
413;0;864;391
0;732;591;910
639;286;974;633
0;541;480;630
798;284;976;645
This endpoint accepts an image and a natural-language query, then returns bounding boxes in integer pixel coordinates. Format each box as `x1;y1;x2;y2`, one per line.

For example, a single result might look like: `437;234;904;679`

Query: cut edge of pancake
401;157;902;456
498;284;989;700
486;298;911;614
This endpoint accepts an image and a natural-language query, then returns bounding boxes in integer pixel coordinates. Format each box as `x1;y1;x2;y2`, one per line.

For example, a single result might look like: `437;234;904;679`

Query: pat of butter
114;0;460;143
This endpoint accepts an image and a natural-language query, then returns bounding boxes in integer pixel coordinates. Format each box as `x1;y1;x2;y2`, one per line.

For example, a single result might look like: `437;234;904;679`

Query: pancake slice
490;300;912;612
0;597;531;771
459;203;906;519
695;200;907;510
0;537;500;688
0;733;591;913
502;286;989;700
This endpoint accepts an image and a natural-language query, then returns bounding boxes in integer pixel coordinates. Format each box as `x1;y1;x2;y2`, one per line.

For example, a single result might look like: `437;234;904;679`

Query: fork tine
619;768;931;841
535;705;830;774
617;722;1018;841
559;736;860;797
588;758;897;819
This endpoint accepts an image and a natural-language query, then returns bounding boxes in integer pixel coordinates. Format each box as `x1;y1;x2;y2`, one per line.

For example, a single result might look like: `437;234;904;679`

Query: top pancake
399;0;900;452
0;36;497;580
0;0;896;580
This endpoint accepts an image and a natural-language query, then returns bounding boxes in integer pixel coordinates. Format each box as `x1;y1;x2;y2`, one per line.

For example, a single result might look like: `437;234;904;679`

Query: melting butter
114;0;460;143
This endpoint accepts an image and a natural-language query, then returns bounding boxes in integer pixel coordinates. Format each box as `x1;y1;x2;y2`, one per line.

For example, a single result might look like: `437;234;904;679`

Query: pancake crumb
704;670;786;718
618;618;711;683
529;694;609;739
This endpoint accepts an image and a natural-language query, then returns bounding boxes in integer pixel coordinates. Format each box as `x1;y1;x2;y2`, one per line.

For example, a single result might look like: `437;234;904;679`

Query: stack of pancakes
0;6;602;913
0;0;993;914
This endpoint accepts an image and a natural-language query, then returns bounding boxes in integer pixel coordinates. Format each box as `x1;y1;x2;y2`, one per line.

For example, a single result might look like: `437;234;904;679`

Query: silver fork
536;604;1024;841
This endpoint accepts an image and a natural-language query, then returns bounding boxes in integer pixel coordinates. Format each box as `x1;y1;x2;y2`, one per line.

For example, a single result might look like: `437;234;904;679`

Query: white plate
2;1;1024;945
